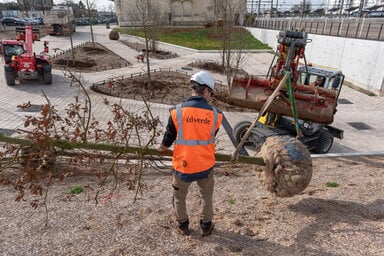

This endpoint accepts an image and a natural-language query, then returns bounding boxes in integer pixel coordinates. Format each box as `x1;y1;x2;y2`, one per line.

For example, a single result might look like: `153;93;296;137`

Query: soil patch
51;42;131;72
92;70;252;112
120;41;179;59
188;60;249;77
0;156;383;255
54;58;97;68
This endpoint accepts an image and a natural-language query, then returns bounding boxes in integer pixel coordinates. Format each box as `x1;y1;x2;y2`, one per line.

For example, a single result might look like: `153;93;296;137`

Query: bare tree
17;0;30;17
291;1;311;16
129;0;162;90
215;0;247;88
67;1;76;64
85;0;97;48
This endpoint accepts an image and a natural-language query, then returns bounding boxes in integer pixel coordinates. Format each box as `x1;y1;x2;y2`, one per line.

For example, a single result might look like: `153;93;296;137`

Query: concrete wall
247;27;384;96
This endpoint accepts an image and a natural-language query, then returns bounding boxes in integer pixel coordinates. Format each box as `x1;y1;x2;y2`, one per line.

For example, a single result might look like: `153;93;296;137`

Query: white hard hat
190;71;215;90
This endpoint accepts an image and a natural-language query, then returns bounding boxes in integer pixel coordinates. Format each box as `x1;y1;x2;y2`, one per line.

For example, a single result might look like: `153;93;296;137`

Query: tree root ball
258;135;313;197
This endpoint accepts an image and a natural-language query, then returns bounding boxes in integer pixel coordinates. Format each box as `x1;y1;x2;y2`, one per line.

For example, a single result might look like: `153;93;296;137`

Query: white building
114;0;246;26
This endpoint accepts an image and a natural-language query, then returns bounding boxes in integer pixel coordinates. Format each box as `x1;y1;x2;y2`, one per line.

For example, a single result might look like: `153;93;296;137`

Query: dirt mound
92;70;253;111
120;41;179;59
51;42;131;72
54;58;97;68
188;60;248;76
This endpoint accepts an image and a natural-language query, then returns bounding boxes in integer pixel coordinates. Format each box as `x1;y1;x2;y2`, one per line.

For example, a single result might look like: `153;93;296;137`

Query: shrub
109;30;120;40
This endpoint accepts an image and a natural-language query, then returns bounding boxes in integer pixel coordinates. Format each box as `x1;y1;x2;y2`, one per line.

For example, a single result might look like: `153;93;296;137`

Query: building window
172;1;182;17
183;1;192;17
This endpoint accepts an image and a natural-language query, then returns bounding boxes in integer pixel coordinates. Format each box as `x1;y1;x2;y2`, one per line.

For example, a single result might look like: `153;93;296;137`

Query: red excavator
1;25;52;86
229;30;344;154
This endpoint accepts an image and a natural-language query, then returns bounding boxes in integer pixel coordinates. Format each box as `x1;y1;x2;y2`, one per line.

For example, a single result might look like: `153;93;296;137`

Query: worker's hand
157;144;168;152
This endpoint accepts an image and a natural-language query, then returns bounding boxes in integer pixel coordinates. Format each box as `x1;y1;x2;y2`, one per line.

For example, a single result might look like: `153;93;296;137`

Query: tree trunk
0;134;265;166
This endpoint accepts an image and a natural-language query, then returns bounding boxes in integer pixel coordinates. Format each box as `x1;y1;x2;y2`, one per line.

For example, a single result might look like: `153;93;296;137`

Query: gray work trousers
172;171;214;223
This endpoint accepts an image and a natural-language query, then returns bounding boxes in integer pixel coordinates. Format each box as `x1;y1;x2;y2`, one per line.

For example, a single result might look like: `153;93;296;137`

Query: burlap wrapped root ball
257;135;312;197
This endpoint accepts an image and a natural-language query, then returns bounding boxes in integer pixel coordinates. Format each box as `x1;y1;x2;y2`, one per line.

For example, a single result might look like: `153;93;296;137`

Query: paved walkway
1;25;384;155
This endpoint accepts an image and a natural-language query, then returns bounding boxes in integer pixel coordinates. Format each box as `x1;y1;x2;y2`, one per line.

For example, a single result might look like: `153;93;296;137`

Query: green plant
229;198;236;204
326;181;339;188
70;185;84;194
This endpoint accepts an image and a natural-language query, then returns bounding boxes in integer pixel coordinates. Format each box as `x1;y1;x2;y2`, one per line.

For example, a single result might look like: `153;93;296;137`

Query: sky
0;0;115;11
73;0;115;11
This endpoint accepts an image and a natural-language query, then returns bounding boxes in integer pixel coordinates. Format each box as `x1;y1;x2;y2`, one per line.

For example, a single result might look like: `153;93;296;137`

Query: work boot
177;219;190;236
200;219;214;236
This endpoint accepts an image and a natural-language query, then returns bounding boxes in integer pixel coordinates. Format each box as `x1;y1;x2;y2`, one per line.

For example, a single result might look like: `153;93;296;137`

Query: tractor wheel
301;122;322;136
42;64;52;85
233;121;254;146
257;135;312;197
5;66;15;86
313;132;333;154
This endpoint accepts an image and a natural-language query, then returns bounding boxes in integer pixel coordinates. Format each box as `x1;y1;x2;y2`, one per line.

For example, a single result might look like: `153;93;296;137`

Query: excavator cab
298;65;345;99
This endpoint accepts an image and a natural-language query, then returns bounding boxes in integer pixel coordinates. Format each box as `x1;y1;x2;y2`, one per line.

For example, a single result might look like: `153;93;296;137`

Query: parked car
349;10;384;18
1;17;25;26
36;17;44;25
368;11;384;18
22;18;41;25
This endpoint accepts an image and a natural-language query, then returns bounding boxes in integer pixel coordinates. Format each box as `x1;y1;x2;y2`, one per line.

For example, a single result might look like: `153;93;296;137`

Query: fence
249;17;384;41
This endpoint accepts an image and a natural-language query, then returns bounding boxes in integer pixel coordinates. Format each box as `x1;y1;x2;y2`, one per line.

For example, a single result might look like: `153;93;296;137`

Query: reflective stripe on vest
174;104;218;146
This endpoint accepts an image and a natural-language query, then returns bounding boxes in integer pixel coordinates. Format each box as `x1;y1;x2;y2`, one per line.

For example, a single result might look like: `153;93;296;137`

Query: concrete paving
1;25;384;155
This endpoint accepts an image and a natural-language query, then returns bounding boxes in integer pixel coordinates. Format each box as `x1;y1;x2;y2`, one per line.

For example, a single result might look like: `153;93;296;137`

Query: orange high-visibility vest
170;104;222;174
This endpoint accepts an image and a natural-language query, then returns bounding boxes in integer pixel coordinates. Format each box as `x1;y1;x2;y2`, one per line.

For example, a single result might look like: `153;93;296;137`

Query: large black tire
233;121;254;146
5;66;15;86
42;64;52;85
314;132;334;154
301;122;322;136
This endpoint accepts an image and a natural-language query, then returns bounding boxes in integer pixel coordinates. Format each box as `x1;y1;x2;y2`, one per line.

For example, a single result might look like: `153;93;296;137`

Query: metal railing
248;17;384;41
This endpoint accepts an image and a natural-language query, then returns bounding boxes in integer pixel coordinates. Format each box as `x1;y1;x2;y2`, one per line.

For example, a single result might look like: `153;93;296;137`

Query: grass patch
325;181;340;188
114;27;270;50
69;185;84;194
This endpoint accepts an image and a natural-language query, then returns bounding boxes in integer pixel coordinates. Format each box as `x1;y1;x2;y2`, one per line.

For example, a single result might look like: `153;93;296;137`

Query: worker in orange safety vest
157;70;223;236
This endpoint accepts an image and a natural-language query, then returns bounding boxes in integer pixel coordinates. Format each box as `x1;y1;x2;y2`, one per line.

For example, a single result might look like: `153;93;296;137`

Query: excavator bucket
228;75;339;124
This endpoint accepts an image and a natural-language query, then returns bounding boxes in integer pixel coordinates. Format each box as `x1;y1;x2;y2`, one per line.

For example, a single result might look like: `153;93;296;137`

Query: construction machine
1;25;52;86
43;6;76;36
229;30;344;154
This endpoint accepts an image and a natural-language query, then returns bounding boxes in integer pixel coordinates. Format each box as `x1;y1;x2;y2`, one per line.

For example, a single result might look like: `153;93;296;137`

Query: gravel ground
1;156;383;256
